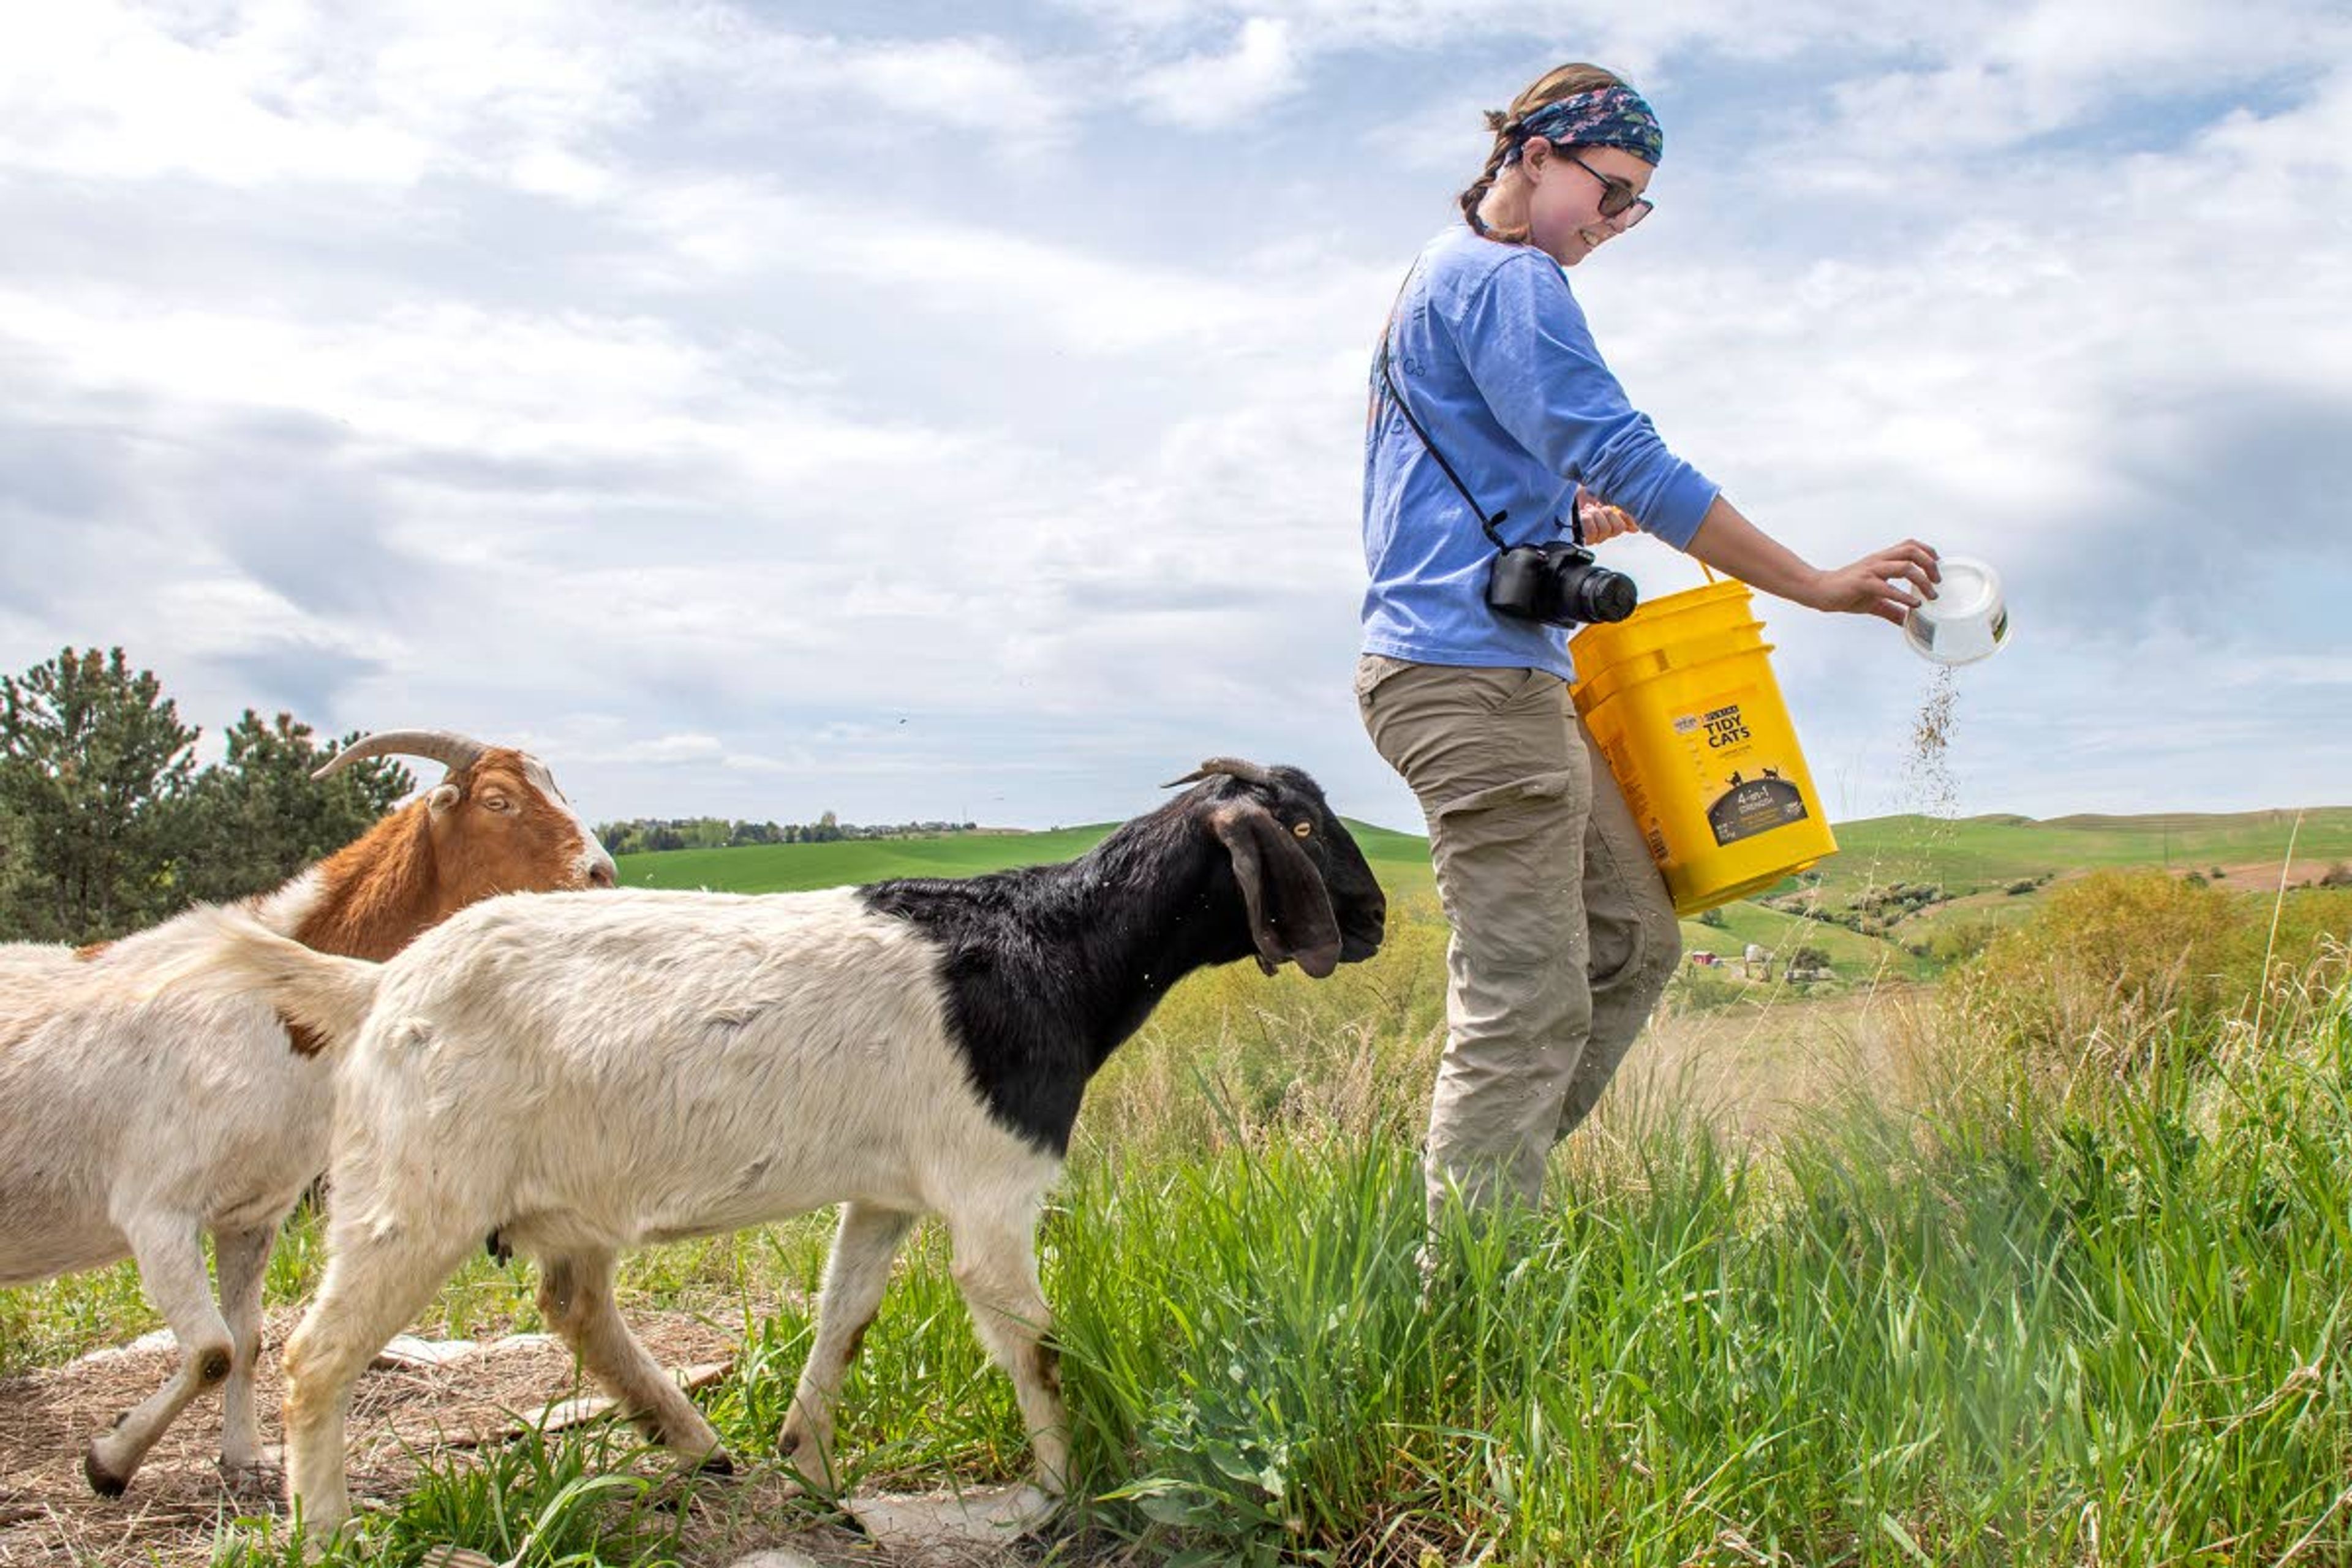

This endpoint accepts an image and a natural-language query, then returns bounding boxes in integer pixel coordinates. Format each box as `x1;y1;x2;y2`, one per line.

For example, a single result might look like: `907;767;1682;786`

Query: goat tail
149;906;385;1057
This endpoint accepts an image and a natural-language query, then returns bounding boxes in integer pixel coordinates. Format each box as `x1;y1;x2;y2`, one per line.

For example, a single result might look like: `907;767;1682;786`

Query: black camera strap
1376;267;1512;551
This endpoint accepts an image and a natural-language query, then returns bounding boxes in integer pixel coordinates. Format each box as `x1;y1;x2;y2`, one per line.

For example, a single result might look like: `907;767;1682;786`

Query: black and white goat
169;759;1385;1537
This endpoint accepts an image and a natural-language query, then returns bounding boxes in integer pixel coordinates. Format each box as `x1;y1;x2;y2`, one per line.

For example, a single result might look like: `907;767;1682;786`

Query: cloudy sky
4;1;2348;834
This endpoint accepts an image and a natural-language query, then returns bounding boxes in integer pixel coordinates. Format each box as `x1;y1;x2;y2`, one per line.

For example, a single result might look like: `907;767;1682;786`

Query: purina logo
1673;715;1699;734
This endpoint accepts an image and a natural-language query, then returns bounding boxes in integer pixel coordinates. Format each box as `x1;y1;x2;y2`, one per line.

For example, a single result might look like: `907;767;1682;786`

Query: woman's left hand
1577;495;1642;545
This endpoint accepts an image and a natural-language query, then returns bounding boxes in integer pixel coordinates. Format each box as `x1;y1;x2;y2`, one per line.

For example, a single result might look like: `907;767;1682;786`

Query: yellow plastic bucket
1569;579;1838;916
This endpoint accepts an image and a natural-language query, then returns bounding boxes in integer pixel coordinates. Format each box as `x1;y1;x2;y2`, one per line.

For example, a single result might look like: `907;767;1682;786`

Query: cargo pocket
1433;768;1583;823
1353;654;1415;716
1427;768;1589;974
1472;667;1564;716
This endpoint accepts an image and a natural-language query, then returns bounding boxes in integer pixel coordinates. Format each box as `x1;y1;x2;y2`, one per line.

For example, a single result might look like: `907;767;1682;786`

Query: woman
1358;62;1939;1224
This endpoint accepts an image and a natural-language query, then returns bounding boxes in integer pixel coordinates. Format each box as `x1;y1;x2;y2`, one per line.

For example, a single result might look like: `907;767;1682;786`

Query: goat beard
1255;953;1280;976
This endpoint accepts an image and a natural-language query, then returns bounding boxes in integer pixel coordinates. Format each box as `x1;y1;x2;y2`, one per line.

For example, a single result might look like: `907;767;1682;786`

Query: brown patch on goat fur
73;941;111;962
289;747;593;963
1027;1341;1062;1400
279;1011;326;1058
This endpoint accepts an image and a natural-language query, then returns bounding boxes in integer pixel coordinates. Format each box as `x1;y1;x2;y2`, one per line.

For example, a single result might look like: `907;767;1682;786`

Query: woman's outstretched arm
1687;494;1941;626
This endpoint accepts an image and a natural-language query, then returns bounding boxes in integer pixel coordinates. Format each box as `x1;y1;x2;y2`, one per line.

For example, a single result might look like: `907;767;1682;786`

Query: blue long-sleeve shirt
1360;222;1720;679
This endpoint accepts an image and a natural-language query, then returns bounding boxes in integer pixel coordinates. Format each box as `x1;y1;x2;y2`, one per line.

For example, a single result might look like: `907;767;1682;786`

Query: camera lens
1576;570;1638;624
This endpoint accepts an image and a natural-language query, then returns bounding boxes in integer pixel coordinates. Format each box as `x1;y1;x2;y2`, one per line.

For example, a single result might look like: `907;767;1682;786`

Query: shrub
1665;961;1749;1014
1921;915;2000;970
1946;872;2352;1071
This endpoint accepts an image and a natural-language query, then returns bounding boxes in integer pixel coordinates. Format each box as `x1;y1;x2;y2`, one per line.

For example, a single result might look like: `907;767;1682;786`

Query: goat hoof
695;1449;735;1477
778;1454;841;1500
219;1449;284;1490
82;1447;130;1498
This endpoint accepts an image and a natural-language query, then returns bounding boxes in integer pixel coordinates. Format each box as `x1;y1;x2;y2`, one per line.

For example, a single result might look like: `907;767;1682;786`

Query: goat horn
1163;756;1273;789
313;729;489;782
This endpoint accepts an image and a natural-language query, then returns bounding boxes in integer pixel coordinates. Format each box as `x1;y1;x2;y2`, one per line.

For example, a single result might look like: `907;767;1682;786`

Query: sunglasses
1554;148;1653;229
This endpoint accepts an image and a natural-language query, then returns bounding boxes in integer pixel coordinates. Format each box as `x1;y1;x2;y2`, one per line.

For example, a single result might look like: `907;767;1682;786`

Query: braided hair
1458;62;1628;244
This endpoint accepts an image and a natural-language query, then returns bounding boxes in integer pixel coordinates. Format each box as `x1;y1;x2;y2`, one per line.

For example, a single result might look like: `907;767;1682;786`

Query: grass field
619;805;2351;989
618;806;2352;897
4;809;2350;1566
620;819;1441;902
1828;806;2352;888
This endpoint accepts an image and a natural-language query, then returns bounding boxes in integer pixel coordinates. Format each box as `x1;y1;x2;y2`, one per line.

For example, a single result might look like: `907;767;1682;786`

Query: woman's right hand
1801;541;1942;626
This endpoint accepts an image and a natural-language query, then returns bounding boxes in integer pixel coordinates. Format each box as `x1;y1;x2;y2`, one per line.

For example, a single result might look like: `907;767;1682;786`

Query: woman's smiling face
1519;141;1655;268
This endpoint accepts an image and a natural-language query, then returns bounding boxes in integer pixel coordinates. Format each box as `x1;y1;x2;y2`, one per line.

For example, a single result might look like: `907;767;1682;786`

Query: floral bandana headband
1503;85;1664;166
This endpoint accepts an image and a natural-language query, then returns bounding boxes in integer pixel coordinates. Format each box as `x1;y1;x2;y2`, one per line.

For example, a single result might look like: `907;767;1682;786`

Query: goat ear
1210;801;1342;979
426;783;462;816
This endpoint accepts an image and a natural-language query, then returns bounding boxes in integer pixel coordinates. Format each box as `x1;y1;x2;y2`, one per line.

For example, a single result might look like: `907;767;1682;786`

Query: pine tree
178;712;415;906
0;647;199;941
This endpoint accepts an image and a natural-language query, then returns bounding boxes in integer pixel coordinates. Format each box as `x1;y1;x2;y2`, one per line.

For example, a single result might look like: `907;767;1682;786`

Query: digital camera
1486;541;1639;627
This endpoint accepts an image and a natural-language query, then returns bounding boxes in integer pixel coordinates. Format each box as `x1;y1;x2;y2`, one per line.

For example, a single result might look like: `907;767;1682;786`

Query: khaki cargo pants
1356;655;1683;1221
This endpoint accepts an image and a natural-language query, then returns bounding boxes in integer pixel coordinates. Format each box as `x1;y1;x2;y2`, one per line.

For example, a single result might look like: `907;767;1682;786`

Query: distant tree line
0;647;413;946
596;810;981;856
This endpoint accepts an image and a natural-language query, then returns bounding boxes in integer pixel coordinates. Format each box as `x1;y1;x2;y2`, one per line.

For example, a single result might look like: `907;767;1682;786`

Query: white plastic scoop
1904;554;2008;666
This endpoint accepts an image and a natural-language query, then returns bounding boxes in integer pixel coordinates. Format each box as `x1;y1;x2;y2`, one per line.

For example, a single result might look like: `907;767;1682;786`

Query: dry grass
0;1309;747;1567
1612;981;1943;1145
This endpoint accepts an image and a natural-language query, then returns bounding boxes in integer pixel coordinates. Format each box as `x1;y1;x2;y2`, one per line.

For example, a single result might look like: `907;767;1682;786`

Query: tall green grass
211;1421;700;1567
205;959;2349;1567
5;884;2347;1565
1045;966;2352;1565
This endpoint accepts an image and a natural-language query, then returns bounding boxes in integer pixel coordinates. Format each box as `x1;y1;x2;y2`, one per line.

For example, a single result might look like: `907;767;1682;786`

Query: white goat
167;760;1387;1538
0;731;612;1494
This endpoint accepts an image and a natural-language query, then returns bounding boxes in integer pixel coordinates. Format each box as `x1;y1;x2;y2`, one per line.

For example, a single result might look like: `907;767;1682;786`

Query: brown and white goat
0;730;615;1496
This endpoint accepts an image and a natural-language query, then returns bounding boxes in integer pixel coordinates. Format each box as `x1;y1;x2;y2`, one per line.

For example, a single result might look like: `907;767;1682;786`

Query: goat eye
483;795;513;813
1292;821;1313;839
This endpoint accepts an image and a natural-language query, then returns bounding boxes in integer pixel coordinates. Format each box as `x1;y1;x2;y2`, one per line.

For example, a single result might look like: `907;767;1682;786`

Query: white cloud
829;35;1078;144
1133;17;1301;127
622;171;1389;358
0;3;434;186
1;1;2346;832
0;1;1083;197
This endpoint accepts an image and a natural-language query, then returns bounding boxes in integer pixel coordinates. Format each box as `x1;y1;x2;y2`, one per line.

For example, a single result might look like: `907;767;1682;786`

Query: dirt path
0;1308;906;1567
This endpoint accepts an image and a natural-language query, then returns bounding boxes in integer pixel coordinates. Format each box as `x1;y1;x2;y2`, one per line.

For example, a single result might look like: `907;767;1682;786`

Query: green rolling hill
617;807;2352;983
1814;809;2352;892
619;818;1439;900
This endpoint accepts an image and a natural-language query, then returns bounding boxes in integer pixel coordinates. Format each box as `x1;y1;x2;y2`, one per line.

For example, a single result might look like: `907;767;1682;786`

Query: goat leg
946;1203;1070;1498
282;1227;476;1539
85;1215;236;1496
780;1202;914;1493
212;1224;279;1480
536;1248;729;1469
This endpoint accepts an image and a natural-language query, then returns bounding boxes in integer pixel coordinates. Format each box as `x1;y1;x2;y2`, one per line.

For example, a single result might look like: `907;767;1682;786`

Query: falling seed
1904;666;1960;821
